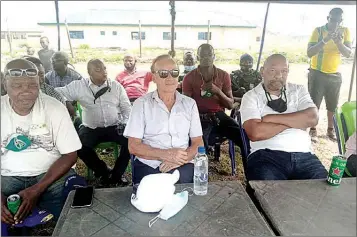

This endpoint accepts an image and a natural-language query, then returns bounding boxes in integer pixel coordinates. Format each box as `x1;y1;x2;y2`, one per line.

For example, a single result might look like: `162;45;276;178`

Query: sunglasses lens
158;70;169;78
9;69;23;77
171;70;180;78
26;69;38;77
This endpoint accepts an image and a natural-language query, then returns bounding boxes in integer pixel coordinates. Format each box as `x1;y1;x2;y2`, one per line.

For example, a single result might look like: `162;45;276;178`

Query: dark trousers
247;149;328;180
77;125;130;181
133;159;194;184
201;111;243;151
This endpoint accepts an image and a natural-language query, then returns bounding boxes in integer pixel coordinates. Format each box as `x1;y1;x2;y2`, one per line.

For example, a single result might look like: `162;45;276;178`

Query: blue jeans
133;159;193;184
1;169;76;220
246;149;328;180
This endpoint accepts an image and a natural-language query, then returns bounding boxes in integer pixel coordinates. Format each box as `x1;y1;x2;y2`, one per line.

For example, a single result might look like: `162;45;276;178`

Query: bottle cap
198;146;205;154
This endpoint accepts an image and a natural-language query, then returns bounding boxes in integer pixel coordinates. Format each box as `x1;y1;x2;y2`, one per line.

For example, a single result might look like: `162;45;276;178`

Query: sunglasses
154;69;180;78
6;68;38;77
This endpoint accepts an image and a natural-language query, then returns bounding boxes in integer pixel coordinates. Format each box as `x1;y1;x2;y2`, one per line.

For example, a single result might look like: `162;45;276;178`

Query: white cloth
124;90;202;169
239;83;316;154
56;78;131;129
1;93;82;176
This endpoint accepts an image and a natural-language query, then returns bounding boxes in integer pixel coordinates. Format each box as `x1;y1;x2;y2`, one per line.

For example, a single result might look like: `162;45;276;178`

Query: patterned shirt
45;68;84;88
230;69;262;97
40;83;66;105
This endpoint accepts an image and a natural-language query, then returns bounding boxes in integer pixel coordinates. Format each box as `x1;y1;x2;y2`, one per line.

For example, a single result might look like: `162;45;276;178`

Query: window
163;32;176;40
112;31;117;36
69;31;84;39
27;34;42;38
12;33;27;40
256;36;261;42
198;32;212;40
131;31;145;40
100;31;105;36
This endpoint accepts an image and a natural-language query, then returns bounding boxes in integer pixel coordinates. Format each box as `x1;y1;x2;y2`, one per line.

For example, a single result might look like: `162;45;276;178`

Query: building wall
40;25;260;50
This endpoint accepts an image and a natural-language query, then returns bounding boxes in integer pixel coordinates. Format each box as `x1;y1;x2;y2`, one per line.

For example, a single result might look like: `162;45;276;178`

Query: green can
7;194;21;215
327;155;347;186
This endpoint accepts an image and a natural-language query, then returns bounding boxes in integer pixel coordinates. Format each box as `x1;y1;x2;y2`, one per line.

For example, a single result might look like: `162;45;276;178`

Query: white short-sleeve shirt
1;93;82;176
239;83;316;154
124;90;203;169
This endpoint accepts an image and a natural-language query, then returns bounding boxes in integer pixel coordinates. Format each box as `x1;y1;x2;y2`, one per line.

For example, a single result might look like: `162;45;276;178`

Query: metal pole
5;17;12;56
55;0;60;51
256;2;270;71
65;19;75;58
139;20;142;58
348;47;356;101
169;1;176;58
207;20;211;44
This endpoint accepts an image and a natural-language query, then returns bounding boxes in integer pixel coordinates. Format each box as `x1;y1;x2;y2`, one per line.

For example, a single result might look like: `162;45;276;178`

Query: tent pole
55;0;60;51
348;47;356;101
256;2;270;71
169;1;176;58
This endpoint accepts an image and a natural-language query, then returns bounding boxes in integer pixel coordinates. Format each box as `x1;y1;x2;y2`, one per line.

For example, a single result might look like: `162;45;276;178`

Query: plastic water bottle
194;146;208;195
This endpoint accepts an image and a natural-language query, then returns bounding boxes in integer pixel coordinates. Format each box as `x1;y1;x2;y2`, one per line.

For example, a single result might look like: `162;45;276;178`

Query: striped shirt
45;68;84;88
40;83;66;105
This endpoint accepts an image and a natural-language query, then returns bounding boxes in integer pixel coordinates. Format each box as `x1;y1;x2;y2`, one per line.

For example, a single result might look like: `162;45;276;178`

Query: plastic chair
235;111;251;175
75;103;120;180
334;101;356;154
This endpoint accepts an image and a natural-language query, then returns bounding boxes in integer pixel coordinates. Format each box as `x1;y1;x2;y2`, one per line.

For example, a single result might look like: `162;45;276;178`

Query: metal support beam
348;47;356;101
55;0;60;51
139;20;142;58
207;20;211;44
169;1;176;58
256;2;270;71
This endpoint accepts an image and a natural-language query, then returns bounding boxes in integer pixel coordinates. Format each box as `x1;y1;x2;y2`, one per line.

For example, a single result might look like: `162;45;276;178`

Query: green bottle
201;90;213;98
327;155;347;186
7;194;21;215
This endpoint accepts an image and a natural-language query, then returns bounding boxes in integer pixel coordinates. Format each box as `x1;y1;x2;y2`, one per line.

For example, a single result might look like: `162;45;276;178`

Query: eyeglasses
6;68;38;77
154;69;180;78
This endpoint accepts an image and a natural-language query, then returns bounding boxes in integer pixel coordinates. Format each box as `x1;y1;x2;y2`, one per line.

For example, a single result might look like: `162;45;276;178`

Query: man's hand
1;194;14;225
165;148;188;165
202;82;221;95
159;161;180;173
14;187;41;223
332;33;343;45
66;101;76;118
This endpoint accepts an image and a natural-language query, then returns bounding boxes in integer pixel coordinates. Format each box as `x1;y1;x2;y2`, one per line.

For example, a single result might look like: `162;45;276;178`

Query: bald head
150;54;176;73
262;54;289;93
123;53;137;72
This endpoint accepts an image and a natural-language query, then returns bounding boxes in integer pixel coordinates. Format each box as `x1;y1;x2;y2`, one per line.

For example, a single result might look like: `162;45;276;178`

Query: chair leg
229;140;236;176
214;143;220;161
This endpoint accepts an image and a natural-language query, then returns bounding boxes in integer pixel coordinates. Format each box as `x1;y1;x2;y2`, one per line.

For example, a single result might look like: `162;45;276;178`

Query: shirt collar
152;90;183;103
124;67;137;75
87;78;111;88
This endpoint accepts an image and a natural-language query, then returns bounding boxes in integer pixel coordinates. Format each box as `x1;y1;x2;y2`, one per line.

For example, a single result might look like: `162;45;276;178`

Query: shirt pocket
172;112;191;137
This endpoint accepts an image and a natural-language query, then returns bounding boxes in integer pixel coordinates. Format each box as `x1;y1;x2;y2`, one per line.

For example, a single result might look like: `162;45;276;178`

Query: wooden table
249;178;356;236
53;181;274;236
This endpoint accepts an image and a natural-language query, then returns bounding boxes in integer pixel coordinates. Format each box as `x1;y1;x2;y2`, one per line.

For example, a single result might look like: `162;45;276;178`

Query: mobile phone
71;186;94;208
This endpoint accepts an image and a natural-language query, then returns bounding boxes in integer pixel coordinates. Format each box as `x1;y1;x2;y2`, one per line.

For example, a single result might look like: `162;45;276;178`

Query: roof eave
37;23;256;28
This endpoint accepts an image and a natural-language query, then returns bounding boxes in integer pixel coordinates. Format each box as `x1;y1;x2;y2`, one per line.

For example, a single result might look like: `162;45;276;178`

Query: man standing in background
38;36;56;73
116;54;152;103
307;7;352;141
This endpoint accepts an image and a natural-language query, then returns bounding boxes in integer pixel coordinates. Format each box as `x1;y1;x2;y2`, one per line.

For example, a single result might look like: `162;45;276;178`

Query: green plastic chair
76;103;119;180
334;101;356;177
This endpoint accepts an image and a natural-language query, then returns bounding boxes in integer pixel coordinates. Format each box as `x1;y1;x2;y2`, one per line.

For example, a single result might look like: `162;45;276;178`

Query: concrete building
37;9;260;50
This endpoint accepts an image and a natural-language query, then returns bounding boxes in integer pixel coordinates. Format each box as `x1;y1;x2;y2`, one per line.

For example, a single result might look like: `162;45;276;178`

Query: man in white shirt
240;54;327;180
56;59;132;186
124;54;204;184
1;59;82;224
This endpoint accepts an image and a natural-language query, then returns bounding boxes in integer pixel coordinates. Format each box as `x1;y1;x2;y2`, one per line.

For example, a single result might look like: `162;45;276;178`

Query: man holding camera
307;7;352;141
56;59;132;186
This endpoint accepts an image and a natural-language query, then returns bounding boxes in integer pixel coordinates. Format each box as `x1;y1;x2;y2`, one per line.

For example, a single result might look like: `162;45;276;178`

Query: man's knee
1;176;25;197
177;164;194;183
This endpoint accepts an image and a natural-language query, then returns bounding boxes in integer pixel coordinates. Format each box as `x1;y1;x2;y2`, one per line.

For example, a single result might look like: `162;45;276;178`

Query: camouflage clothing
230;69;262;97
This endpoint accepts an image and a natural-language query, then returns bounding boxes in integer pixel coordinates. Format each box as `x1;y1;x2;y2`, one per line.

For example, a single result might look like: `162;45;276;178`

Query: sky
1;1;356;37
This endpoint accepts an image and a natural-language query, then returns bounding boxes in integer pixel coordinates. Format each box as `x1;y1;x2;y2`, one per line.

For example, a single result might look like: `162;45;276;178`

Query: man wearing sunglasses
307;7;352;141
1;59;82;223
116;53;153;103
182;44;243;153
124;54;204;184
56;59;132;186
